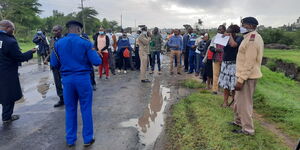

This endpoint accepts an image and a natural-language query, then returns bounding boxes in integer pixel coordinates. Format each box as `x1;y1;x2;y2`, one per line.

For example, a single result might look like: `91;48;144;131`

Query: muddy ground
0;56;191;150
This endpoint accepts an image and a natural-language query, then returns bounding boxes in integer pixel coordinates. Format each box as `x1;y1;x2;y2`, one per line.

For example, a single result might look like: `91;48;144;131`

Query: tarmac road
0;55;188;150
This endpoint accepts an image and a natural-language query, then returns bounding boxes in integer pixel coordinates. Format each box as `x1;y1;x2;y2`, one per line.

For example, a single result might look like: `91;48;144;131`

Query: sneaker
149;71;154;74
84;139;95;147
124;70;127;74
170;72;174;75
3;115;20;124
177;72;182;75
212;91;218;95
99;76;102;79
187;71;193;74
105;77;109;80
117;70;121;73
158;71;162;75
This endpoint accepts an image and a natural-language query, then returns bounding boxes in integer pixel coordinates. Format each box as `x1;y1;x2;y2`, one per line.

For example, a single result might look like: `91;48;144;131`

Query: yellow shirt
236;31;264;83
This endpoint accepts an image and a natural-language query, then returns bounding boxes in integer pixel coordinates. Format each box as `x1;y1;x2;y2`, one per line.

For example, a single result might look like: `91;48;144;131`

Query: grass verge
254;66;300;139
19;42;37;58
181;79;206;89
166;91;290;150
264;48;300;66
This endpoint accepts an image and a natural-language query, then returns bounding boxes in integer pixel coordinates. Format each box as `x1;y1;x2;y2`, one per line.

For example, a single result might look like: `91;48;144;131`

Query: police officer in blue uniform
50;20;101;147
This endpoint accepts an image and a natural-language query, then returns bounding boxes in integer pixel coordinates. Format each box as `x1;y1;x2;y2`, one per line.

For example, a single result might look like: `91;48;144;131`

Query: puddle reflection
120;78;171;149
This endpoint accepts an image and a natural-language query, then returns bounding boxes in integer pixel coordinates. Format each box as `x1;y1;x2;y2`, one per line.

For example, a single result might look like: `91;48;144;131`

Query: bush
259;29;295;45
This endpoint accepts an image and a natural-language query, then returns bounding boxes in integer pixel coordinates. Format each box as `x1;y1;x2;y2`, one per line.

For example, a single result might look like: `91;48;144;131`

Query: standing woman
117;32;133;74
218;25;243;107
93;27;110;79
211;25;226;94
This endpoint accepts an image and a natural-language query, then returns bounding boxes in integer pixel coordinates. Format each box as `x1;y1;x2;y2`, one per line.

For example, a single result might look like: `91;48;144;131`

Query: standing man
168;29;183;75
106;29;117;75
231;17;264;135
150;27;163;74
182;27;193;72
137;27;151;83
134;30;142;70
49;25;64;107
33;30;49;65
0;20;37;124
50;20;101;147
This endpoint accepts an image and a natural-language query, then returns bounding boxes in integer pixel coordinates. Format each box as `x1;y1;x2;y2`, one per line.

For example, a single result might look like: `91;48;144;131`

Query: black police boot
54;96;64;107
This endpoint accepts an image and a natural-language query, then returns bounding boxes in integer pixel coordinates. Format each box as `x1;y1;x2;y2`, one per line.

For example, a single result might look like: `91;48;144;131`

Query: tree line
0;0;121;42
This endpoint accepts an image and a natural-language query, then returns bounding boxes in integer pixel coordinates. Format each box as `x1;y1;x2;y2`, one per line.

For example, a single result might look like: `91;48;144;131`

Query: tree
76;7;100;34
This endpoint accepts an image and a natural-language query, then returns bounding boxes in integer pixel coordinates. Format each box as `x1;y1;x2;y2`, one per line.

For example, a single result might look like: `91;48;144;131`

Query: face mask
122;37;127;40
240;27;248;34
142;31;147;35
99;31;104;35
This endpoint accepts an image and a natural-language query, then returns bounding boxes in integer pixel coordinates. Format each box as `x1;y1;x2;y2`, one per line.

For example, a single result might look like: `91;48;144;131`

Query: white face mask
142;31;147;35
240;27;248;34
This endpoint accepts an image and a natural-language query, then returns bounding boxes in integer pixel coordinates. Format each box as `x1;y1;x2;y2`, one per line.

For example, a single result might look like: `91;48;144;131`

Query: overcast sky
39;0;300;28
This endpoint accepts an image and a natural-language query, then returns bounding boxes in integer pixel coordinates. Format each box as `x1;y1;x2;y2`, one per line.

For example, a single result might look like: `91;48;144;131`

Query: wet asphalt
0;55;184;150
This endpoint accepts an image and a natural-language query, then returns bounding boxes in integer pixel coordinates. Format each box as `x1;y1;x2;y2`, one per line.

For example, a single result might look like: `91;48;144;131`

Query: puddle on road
37;77;50;98
17;69;55;106
120;78;171;149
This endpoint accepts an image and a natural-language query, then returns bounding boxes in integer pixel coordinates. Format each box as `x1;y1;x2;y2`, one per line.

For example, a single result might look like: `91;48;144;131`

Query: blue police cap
241;17;259;26
66;20;83;28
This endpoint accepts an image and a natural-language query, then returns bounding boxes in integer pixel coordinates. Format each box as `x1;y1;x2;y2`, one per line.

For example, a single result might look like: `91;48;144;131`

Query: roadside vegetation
166;91;290;150
181;79;206;89
254;67;300;139
166;65;300;149
264;48;300;66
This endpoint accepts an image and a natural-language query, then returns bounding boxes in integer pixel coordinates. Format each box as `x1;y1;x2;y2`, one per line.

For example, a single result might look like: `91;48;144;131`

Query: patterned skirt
218;61;236;90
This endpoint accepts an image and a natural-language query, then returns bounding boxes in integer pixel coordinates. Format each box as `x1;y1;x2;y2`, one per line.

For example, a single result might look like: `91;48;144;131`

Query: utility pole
121;12;123;29
81;0;86;32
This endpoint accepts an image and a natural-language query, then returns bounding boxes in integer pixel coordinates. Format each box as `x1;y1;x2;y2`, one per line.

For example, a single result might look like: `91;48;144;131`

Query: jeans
195;53;204;74
151;51;161;71
188;50;196;73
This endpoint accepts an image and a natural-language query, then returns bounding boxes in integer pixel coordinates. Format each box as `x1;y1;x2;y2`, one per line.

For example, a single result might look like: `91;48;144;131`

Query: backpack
123;48;130;58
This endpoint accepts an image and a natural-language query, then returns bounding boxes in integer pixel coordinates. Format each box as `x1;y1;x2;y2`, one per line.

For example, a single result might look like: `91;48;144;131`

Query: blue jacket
167;35;183;51
33;33;49;56
187;37;197;52
182;34;190;52
50;33;101;76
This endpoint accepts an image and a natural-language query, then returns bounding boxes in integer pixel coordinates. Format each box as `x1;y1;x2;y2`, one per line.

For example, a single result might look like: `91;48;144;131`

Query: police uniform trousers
62;74;94;144
139;51;148;80
234;79;257;134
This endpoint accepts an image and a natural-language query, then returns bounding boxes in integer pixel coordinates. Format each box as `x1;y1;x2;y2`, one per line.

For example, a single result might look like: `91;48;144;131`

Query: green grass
264;48;300;66
254;66;300;139
19;42;37;57
181;79;206;89
166;91;290;150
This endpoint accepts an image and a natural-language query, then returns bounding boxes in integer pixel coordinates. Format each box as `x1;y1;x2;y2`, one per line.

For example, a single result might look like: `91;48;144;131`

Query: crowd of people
0;16;264;147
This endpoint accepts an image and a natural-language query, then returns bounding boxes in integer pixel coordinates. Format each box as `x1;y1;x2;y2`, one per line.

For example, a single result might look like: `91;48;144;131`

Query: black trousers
134;47;140;70
90;70;96;86
109;49;116;74
52;68;63;98
184;49;189;71
2;103;15;121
